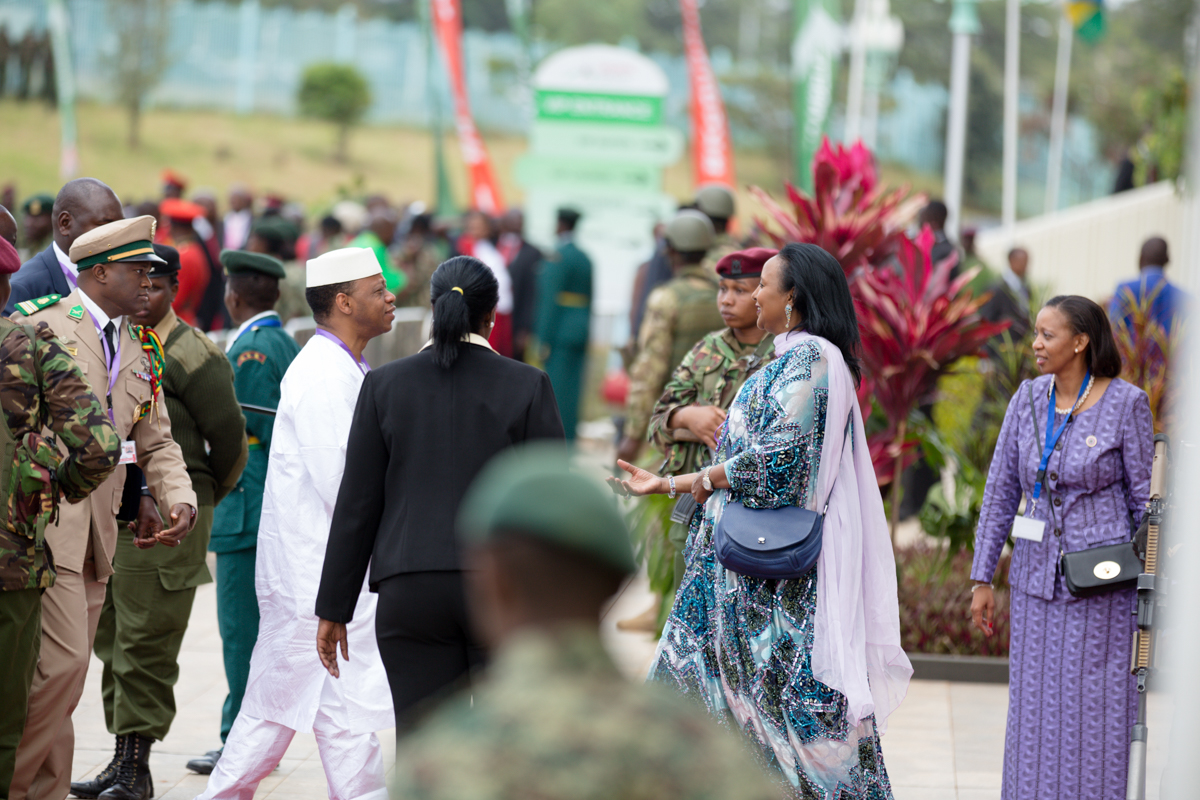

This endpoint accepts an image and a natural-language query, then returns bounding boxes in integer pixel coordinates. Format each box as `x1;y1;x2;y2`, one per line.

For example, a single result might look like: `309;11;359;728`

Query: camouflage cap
220;249;286;279
695;184;736;220
69;216;166;270
664;209;715;253
457;443;636;575
22;193;54;217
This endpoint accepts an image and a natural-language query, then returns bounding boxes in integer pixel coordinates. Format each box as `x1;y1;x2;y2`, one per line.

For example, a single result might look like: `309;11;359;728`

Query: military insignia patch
15;295;63;316
67;304;85;320
237;350;267;366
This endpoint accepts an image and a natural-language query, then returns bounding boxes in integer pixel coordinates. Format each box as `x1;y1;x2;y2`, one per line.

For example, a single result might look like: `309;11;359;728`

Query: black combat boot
97;732;154;800
70;734;128;798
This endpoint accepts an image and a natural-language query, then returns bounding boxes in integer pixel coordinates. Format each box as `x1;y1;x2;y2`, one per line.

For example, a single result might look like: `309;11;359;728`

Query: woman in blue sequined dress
612;244;912;799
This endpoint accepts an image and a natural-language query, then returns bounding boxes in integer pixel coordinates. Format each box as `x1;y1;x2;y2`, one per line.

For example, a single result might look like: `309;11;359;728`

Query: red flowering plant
749;137;926;274
854;227;1011;532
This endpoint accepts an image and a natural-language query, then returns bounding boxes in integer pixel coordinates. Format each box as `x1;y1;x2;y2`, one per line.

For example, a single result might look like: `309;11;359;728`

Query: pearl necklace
1050;374;1095;415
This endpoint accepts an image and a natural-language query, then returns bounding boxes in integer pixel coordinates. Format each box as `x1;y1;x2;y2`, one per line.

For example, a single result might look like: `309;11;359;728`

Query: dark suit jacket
315;343;565;623
980;279;1031;352
7;246;72;315
508;240;542;343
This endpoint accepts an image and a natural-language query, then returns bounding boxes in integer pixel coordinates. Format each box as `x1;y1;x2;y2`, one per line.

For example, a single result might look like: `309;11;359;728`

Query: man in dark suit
980;246;1032;353
6;178;125;315
498;208;542;362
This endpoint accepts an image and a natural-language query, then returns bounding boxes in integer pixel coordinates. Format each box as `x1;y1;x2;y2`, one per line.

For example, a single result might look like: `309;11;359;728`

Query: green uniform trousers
95;506;213;741
214;546;259;742
0;589;41;799
544;345;586;441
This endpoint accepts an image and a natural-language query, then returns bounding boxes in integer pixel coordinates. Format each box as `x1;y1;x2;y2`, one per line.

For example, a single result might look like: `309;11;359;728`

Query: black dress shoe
98;733;154;800
186;748;222;775
71;735;128;798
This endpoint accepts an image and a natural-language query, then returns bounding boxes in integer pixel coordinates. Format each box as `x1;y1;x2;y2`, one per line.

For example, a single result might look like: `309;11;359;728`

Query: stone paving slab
66;560;1168;799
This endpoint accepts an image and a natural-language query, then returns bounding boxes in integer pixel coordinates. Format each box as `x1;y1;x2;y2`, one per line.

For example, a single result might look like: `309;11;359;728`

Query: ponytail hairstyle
429;256;499;369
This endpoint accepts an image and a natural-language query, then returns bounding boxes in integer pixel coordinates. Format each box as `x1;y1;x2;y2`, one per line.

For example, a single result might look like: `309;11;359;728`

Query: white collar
419;332;497;354
227;309;280;352
77;288;124;335
52;241;78;277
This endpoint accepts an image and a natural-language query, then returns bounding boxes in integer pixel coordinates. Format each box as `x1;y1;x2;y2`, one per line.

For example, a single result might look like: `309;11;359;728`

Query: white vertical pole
944;31;971;241
1001;0;1021;233
845;0;867;142
1044;11;1073;214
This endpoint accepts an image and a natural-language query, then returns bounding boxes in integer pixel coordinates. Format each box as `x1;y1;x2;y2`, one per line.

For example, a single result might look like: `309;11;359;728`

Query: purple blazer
971;375;1154;600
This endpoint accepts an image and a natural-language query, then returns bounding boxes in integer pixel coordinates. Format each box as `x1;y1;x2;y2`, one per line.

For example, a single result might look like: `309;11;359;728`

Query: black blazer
6;246;72;315
315;343;564;623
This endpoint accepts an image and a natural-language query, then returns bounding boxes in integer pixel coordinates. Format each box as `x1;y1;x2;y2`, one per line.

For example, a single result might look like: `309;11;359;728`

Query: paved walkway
68;556;1170;800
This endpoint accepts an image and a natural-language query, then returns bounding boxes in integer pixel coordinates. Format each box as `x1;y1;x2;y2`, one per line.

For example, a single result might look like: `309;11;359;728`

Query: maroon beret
0;236;20;275
715;247;777;279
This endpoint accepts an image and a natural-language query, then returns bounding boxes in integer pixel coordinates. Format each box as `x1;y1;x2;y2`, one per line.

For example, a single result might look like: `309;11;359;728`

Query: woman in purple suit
971;295;1153;800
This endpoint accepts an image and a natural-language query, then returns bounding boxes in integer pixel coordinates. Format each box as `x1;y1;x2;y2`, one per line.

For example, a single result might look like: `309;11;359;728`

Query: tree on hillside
106;0;173;149
297;63;372;163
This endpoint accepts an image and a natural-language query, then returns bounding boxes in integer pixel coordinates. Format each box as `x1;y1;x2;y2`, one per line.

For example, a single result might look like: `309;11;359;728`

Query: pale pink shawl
774;331;912;731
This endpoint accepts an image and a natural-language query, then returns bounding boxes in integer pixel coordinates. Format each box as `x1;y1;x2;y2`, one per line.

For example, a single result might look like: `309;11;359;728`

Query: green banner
791;0;841;191
529;122;684;165
534;90;663;126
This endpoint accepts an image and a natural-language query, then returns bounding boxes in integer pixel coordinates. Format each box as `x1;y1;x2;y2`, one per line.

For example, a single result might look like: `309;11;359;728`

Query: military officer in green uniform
74;244;248;800
617;210;725;464
186;249;300;776
695;184;740;275
643;247;777;627
535;208;592;440
391;443;781;800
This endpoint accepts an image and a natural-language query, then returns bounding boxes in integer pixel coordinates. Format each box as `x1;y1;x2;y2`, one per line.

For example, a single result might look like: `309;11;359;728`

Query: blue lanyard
234;315;281;344
1029;371;1089;513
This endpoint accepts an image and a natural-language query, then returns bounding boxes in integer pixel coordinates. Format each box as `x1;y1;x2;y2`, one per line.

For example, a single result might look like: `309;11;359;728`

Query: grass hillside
1;100;942;220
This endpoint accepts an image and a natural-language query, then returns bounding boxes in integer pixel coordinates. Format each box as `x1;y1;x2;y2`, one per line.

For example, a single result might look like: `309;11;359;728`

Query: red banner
431;0;504;214
680;0;735;190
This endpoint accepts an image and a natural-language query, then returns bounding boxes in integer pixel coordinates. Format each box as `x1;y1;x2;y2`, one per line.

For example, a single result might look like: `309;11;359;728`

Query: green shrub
297;62;372;162
897;544;1011;656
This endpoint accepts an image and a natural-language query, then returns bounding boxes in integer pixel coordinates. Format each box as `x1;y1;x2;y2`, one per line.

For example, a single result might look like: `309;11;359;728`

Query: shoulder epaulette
15;294;62;316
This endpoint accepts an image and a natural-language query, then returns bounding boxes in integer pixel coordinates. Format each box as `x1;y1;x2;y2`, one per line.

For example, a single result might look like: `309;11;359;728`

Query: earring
785;304;792;328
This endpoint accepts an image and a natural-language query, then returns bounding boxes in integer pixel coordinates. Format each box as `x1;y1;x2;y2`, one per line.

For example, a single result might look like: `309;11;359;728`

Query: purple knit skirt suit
972;375;1153;800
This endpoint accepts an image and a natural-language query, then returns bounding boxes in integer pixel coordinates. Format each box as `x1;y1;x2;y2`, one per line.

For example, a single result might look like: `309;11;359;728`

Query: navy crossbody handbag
713;412;849;580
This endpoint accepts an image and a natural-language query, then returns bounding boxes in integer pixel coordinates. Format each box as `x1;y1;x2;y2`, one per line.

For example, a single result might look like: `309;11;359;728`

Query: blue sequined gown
649;340;894;800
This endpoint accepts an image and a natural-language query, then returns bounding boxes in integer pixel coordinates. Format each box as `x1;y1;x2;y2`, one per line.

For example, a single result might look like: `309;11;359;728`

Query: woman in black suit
315;256;565;727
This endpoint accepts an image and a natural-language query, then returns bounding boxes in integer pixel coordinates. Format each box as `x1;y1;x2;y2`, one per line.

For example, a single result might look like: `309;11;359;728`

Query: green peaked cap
220;249;286;279
457;443;636;575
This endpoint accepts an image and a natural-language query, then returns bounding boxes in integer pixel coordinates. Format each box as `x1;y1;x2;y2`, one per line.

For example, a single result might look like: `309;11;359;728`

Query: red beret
161;169;187;190
160;198;205;222
0;236;21;275
715;247;777;279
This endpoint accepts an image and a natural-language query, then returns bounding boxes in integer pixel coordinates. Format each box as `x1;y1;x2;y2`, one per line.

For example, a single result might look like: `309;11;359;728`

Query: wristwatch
701;466;714;492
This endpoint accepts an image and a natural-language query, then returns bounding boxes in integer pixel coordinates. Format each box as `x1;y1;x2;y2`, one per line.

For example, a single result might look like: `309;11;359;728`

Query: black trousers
374;570;486;731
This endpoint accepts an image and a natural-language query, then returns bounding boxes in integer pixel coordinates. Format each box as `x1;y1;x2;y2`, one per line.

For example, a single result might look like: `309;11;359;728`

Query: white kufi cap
306;247;382;288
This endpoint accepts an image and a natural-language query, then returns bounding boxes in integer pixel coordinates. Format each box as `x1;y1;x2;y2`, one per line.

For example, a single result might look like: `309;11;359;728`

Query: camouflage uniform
623;266;725;446
392;626;783;800
0;320;120;798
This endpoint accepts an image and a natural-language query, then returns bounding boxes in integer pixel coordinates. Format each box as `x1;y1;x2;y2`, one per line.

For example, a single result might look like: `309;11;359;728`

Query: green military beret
457;443;636;575
220;249;286;279
22;193;54;217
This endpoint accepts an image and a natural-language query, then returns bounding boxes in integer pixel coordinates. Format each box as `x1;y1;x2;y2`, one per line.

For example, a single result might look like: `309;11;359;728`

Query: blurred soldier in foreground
74;244;247;800
392;443;781;800
0;235;120;800
187;250;299;776
10;216;196;800
19;194;53;259
535;208;592;440
617;210;724;464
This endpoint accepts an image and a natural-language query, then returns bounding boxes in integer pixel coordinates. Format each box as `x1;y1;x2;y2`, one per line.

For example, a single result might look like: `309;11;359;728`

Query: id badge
119;441;137;466
1012;515;1045;542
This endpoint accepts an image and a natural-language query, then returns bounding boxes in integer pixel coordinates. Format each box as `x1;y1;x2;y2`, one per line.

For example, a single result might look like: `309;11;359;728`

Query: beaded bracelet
667;476;676;499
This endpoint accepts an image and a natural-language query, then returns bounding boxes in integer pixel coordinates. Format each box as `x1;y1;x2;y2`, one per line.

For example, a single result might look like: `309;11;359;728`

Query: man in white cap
195;248;395;800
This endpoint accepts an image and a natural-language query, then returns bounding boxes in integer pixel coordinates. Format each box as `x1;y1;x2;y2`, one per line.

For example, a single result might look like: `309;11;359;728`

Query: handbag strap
818;409;854;514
